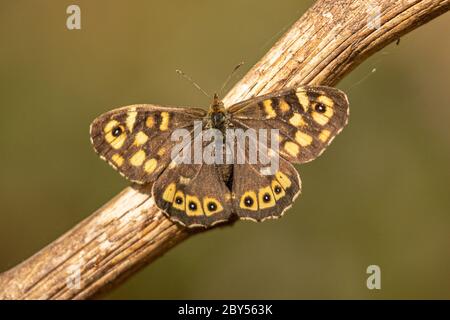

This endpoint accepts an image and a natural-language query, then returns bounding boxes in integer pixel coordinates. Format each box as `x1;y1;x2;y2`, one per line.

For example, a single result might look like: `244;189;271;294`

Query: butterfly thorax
204;93;234;186
208;93;228;130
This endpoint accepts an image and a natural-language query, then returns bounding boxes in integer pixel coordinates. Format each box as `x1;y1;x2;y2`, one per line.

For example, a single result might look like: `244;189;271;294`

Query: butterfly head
210;93;224;111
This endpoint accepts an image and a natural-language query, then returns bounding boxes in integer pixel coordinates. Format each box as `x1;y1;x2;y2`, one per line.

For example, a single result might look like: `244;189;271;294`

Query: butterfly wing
232;162;301;221
226;126;302;221
228;86;349;164
152;136;233;227
90;104;206;184
227;85;347;221
90;85;348;227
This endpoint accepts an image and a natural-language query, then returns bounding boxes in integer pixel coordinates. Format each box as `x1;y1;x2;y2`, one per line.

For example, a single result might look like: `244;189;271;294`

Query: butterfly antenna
218;61;245;96
176;69;210;99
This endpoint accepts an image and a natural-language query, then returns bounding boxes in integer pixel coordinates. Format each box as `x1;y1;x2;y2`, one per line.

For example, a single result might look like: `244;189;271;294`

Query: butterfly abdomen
210;111;226;129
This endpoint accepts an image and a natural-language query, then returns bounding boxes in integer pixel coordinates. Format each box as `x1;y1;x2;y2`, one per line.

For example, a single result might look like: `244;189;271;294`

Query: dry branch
0;0;448;299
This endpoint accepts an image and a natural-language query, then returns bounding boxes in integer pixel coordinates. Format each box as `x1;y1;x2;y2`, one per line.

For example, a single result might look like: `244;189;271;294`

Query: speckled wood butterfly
90;86;349;228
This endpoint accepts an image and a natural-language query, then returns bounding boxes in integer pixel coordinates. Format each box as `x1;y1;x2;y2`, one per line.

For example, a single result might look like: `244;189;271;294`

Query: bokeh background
0;0;449;299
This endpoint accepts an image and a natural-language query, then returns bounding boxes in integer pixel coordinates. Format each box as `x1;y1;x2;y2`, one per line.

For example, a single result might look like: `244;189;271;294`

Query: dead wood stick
0;0;448;299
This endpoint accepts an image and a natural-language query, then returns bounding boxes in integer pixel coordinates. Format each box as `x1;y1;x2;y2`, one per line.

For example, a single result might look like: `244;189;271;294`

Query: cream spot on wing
262;100;276;119
317;95;334;107
295;91;310;111
111;154;124;167
160;112;170;131
134;131;148;146
319;129;331;142
109;134;126;150
146;116;155;128
157;147;166;157
275;171;292;189
162;183;176;202
130;149;146;166
295;131;313;146
179;176;191;185
289;112;305;127
126;107;137;131
312;112;330;125
144;158;157;173
279;99;290;113
284;141;300;157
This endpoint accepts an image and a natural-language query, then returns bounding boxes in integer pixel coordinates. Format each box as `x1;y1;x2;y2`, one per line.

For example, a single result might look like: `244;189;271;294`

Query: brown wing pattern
90;85;349;228
90;104;206;184
229;86;349;164
152;137;233;228
225;124;302;221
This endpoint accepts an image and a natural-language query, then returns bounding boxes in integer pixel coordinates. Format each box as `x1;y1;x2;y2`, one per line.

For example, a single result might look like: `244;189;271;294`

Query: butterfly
90;86;349;228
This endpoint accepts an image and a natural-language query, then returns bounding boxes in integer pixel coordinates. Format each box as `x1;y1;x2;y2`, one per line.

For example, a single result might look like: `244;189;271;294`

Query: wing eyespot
103;120;127;150
112;126;123;137
203;197;224;216
314;103;327;113
244;196;254;206
239;191;258;211
172;191;185;211
185;195;203;216
188;201;197;210
258;186;276;209
271;180;286;201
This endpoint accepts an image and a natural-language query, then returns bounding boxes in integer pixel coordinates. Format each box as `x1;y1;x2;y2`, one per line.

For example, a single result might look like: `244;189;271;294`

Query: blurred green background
0;1;449;299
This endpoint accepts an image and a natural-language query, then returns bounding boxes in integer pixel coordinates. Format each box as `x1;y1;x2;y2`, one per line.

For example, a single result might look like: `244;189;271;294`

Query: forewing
90;104;206;184
229;86;349;164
